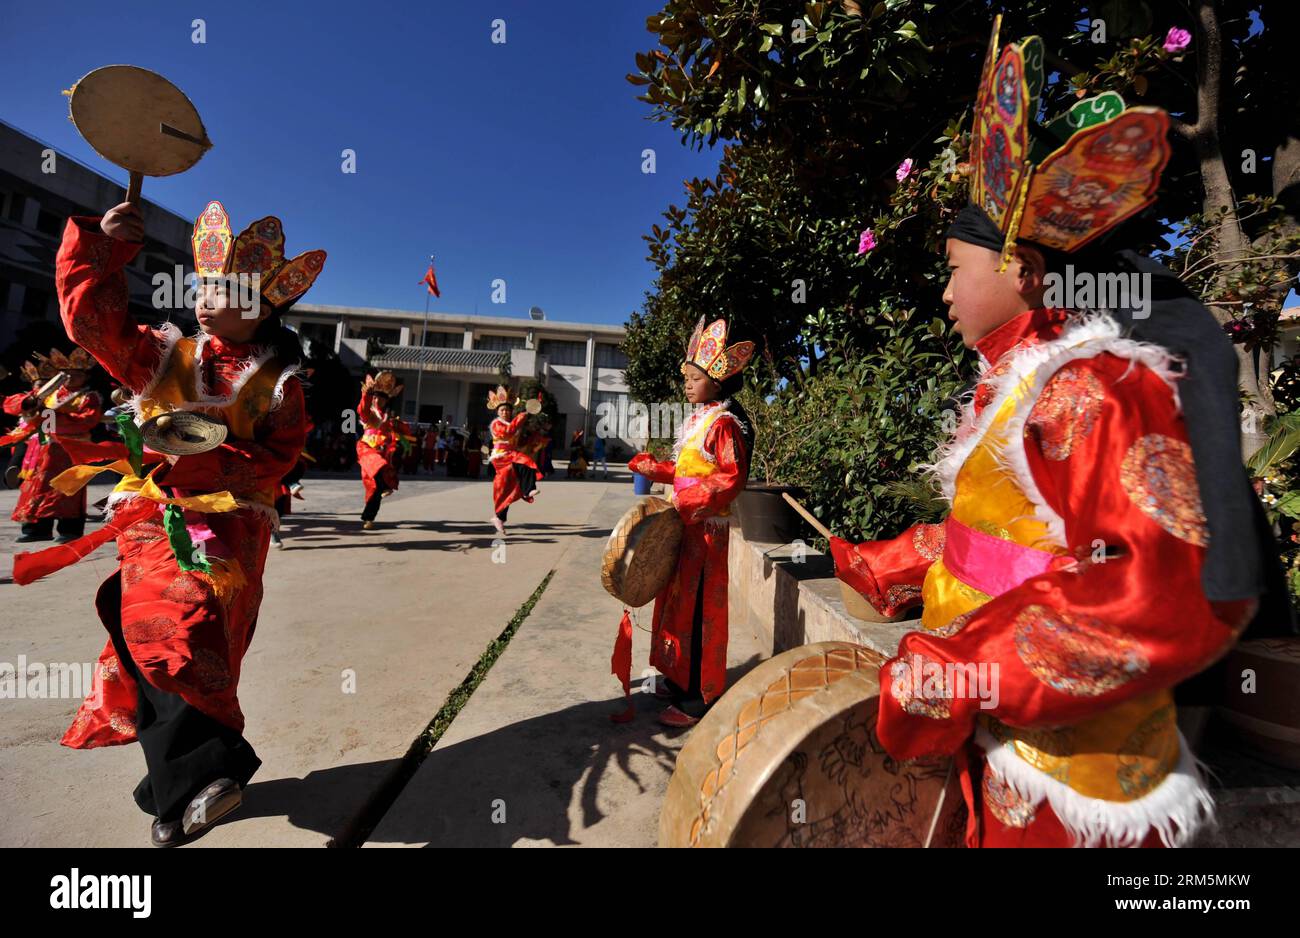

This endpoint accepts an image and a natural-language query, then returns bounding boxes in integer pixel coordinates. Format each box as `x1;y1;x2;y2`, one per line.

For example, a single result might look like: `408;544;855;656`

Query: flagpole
415;254;432;427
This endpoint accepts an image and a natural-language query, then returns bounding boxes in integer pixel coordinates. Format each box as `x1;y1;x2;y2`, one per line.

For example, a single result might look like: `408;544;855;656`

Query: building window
475;334;526;352
422;330;461;348
596;343;628;369
297;321;336;347
591;391;630;446
21;287;49;317
591;391;629;413
7;193;25;223
35;209;63;237
539;339;587;366
348;325;401;344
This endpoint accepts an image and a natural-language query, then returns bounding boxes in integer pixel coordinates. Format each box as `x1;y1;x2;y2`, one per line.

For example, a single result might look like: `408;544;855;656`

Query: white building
283;304;635;454
0;119;197;353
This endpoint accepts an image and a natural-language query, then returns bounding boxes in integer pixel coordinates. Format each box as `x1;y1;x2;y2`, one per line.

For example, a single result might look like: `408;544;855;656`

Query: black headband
943;203;1005;252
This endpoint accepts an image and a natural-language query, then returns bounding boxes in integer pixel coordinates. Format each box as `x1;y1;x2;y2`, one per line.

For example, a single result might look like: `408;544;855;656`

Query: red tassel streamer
13;499;156;585
609;609;635;723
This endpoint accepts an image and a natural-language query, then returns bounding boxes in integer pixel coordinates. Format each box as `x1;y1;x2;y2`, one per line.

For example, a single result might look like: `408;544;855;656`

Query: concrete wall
722;497;919;661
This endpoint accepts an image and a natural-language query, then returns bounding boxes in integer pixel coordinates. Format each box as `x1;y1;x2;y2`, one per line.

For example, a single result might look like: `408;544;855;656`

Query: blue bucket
632;472;653;495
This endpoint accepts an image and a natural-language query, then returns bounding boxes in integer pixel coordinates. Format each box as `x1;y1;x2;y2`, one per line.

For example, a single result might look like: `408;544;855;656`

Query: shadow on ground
234;655;761;847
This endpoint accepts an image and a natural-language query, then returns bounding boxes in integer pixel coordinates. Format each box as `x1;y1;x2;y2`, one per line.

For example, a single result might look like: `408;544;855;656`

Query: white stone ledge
728;526;919;662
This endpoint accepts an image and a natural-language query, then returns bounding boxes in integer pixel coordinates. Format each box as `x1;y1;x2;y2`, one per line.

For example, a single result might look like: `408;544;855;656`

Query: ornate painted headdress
968;15;1171;268
681;317;755;383
363;371;403;398
25;348;96;381
486;385;512;410
191;200;327;309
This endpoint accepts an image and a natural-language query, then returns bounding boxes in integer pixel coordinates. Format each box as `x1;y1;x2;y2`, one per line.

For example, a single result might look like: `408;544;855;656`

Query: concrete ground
365;488;765;848
0;467;703;847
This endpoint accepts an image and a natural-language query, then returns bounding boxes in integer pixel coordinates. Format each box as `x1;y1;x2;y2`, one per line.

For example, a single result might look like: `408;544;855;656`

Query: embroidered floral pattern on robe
982;770;1038;828
1026;365;1105;460
1013;604;1150;696
1119;433;1209;546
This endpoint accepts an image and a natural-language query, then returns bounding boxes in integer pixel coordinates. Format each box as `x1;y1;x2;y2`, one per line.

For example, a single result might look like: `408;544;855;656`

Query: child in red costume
487;385;541;535
5;350;103;542
18;197;324;846
355;371;413;529
619;317;756;728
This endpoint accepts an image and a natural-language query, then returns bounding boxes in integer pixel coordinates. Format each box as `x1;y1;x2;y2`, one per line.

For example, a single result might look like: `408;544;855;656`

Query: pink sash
943;516;1067;598
672;476;702;497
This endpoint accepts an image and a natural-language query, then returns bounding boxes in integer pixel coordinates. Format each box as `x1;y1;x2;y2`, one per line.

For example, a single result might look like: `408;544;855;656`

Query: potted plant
730;377;802;545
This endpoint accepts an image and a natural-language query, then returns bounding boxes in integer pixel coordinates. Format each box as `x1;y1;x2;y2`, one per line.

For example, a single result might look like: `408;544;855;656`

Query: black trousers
20;517;84;539
495;465;538;522
361;489;386;521
98;575;261;822
665;575;708;718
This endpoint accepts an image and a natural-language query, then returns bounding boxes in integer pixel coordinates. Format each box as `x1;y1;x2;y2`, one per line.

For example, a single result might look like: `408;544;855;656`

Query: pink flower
1163;27;1191;53
857;229;877;254
895;158;913;182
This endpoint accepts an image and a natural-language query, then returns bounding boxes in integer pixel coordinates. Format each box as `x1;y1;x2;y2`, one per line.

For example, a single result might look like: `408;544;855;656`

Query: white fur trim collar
189;333;277;408
672;399;741;462
922;314;1183;548
127;322;185;421
270;363;306;412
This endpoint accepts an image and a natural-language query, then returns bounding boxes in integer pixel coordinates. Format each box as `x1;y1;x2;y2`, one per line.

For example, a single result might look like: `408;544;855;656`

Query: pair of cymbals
140;411;227;455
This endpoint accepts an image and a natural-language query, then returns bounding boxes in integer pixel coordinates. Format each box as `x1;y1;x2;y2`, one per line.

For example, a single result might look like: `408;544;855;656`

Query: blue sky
0;1;719;326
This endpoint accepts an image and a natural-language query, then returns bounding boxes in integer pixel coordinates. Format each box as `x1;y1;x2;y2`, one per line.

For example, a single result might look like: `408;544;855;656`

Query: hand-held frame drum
601;496;684;608
66;65;212;206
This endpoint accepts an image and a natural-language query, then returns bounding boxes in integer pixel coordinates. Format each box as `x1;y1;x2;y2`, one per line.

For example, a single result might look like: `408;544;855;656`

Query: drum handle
922;760;956;848
782;492;832;540
126;171;143;205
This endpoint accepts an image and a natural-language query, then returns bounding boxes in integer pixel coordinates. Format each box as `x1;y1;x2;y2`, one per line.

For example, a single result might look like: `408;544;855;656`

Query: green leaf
1248;414;1300;475
1276;491;1300;520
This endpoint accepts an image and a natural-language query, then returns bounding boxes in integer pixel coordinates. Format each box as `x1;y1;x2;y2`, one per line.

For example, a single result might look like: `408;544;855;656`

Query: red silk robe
356;390;411;501
5;386;102;522
832;308;1252;847
628;404;749;704
52;217;307;748
490;413;540;516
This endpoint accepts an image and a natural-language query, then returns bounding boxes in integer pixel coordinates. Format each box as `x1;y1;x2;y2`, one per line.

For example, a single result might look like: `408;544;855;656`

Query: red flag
420;262;441;298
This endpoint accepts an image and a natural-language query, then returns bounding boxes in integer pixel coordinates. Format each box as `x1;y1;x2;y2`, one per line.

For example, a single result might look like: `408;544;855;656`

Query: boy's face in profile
682;363;720;404
942;238;1044;349
196;280;267;342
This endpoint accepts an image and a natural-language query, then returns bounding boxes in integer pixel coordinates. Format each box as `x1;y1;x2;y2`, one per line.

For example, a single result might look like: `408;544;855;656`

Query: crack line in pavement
329;569;556;848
